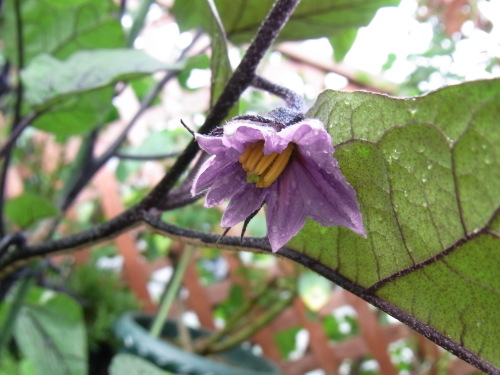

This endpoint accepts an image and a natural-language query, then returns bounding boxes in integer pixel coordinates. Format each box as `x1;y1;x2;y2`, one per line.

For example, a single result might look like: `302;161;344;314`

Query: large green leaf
288;79;500;372
21;49;181;136
1;0;124;66
30;87;115;136
173;0;400;61
14;289;87;375
22;49;181;109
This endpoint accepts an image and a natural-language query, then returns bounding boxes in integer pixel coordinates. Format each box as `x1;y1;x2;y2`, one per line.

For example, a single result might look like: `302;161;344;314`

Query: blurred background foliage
0;0;497;374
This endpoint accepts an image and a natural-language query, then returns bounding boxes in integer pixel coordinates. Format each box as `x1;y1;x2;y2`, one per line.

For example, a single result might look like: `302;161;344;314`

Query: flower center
238;140;295;188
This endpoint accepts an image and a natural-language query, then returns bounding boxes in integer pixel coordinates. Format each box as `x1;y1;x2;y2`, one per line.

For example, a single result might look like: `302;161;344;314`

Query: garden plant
0;0;498;374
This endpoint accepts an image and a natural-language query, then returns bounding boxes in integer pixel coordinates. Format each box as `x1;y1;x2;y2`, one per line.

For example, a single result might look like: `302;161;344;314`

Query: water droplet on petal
404;190;408;197
392;149;400;160
306;199;312;205
271;226;279;233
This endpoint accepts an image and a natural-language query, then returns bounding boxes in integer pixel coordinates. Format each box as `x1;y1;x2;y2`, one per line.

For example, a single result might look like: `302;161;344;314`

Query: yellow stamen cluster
238;140;295;188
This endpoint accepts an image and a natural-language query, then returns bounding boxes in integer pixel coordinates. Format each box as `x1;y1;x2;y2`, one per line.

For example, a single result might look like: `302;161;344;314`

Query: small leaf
22;49;182;108
14;289;87;375
329;28;359;62
177;54;211;90
274;326;301;359
5;193;59;228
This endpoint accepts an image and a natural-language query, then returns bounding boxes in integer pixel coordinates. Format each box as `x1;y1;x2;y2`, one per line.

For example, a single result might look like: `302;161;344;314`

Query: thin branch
155;151;210;211
0;211;271;279
119;0;127;18
157;190;203;212
90;71;178;171
140;0;301;211
0;111;39;158
60;128;99;211
115;151;180;161
0;232;25;260
0;0;25;237
127;0;154;47
140;212;272;255
252;75;304;111
276;45;395;94
0;209;142;278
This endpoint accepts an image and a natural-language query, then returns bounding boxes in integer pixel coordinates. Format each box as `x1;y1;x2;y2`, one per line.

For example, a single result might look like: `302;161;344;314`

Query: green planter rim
113;311;281;375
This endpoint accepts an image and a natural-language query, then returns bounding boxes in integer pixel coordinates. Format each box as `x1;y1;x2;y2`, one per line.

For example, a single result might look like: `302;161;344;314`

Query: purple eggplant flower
191;118;366;252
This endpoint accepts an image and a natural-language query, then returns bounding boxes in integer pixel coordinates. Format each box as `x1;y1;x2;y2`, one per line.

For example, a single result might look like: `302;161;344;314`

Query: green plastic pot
113;312;281;375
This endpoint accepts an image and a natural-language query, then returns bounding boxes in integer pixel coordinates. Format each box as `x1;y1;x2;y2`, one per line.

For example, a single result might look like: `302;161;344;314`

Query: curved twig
252;75;304;111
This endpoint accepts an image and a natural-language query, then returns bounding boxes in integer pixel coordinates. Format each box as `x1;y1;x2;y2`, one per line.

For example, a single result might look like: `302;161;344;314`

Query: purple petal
205;163;247;207
196;134;227;155
292;155;366;237
191;149;240;195
265;166;308;252
222;122;266;152
223;121;286;154
280;120;338;170
221;185;267;227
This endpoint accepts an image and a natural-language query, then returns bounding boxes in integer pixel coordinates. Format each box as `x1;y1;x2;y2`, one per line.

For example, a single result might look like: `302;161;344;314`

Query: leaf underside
288;79;500;372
